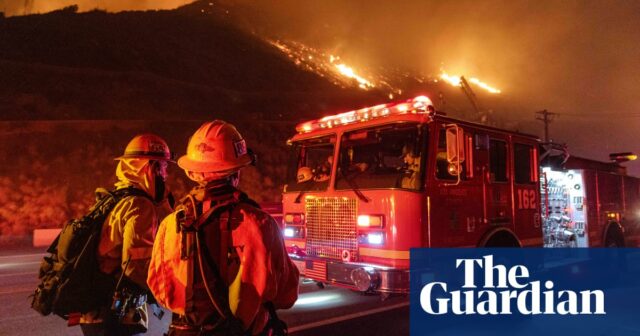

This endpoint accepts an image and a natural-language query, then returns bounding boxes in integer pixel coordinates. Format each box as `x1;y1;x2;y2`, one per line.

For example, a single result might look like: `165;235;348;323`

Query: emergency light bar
295;95;435;133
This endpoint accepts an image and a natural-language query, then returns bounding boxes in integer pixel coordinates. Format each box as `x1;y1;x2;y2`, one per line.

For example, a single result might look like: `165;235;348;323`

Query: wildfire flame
440;72;501;94
270;39;503;98
333;63;375;89
268;39;384;92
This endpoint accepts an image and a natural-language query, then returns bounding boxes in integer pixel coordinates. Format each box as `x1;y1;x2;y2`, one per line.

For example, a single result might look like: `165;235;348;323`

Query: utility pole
535;110;557;143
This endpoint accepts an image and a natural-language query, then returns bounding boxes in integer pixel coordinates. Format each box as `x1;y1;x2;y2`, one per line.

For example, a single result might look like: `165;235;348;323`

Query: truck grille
305;197;357;260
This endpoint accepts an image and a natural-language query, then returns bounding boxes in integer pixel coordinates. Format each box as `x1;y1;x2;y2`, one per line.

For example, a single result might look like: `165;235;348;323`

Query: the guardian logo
420;255;605;315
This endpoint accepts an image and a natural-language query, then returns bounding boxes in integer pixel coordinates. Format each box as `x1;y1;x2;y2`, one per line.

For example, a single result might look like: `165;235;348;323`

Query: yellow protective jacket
148;187;299;335
80;158;173;330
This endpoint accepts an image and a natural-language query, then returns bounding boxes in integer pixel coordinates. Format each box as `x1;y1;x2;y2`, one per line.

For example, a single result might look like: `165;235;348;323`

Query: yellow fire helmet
115;133;172;161
178;120;252;174
297;167;313;183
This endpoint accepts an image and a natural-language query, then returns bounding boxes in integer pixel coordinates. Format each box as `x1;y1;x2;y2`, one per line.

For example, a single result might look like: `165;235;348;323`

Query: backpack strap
180;187;263;333
192;193;256;332
112;186;153;202
44;187;144;255
262;302;288;336
194;201;239;327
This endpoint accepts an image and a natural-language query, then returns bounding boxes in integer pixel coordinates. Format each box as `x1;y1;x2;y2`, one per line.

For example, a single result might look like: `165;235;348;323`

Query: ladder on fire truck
459;76;490;124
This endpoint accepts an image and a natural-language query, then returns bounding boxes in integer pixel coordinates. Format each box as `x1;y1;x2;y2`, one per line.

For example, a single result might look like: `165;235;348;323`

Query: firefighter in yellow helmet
147;120;299;336
80;134;175;336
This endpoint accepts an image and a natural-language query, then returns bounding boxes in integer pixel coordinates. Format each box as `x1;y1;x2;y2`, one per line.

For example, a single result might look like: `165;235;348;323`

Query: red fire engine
281;96;640;294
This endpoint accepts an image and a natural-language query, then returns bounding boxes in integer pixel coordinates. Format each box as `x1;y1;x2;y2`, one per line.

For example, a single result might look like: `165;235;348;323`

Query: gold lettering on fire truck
516;189;537;210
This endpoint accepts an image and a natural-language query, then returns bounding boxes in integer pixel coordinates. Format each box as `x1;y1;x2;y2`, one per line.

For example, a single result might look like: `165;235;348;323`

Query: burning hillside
267;39;503;102
262;38;506;128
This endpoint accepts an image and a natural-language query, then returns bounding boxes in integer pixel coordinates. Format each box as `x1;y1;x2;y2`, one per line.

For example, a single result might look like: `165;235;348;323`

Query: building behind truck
281;96;640;295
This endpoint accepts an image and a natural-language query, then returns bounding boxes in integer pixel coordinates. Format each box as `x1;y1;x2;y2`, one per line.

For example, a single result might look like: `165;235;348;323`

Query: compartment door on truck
486;136;512;227
512;142;541;245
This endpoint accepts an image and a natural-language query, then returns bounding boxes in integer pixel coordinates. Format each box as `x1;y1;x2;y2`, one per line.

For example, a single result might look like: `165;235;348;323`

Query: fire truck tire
604;225;624;247
316;281;325;289
479;228;521;247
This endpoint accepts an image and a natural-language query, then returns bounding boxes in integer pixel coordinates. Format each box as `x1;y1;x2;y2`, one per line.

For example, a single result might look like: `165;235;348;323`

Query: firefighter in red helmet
80;134;175;335
148;120;299;336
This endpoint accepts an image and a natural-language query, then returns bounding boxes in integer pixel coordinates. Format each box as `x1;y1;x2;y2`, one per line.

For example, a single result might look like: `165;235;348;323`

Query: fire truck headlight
284;228;295;238
367;232;384;245
357;215;384;228
283;225;304;239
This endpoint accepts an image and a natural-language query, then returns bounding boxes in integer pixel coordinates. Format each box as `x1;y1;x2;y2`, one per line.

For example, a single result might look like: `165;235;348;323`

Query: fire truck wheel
316;281;325;289
481;229;521;247
604;227;624;247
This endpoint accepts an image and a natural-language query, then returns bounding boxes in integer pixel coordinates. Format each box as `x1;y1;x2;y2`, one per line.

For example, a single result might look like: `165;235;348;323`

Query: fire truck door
428;126;484;247
512;143;540;244
486;138;512;227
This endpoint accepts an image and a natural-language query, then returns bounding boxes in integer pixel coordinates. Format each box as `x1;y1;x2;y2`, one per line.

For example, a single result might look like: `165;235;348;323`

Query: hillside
0;3;388;243
0;3;383;121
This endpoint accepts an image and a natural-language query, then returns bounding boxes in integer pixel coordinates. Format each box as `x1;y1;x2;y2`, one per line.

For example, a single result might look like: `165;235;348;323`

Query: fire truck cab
281;96;639;294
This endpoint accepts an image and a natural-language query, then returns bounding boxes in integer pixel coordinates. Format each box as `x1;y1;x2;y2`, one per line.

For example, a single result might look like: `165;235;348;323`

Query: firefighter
149;120;299;336
80;134;174;336
400;143;421;189
313;155;333;182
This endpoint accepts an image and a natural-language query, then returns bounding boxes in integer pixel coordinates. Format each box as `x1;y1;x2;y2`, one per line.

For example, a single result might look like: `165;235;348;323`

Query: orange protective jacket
148;187;299;334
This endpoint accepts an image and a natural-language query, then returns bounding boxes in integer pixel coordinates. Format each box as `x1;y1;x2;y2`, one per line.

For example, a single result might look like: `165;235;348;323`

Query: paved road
0;248;408;336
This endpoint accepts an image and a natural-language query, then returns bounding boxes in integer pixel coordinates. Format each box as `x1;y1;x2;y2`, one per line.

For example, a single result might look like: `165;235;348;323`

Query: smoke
0;0;193;16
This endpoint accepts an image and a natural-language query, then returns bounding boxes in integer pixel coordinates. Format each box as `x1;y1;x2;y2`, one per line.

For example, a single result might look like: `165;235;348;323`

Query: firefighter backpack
148;188;288;335
30;187;150;319
147;189;242;315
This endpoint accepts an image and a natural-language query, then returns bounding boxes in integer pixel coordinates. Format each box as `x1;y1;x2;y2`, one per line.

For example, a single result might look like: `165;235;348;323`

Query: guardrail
32;202;283;247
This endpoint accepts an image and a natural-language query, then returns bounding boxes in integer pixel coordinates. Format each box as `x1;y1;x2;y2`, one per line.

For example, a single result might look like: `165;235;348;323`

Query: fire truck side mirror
445;125;465;169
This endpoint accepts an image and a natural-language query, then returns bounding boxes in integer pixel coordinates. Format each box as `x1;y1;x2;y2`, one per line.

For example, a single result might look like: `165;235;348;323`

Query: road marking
288;301;409;333
0;253;44;260
0;286;34;296
0;313;41;323
0;261;41;268
0;271;38;278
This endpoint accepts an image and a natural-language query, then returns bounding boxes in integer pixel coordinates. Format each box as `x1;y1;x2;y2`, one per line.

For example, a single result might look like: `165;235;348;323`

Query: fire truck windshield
336;123;426;191
285;135;336;192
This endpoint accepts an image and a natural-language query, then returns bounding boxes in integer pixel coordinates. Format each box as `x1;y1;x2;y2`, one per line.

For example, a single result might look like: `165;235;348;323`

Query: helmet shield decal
233;139;247;158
